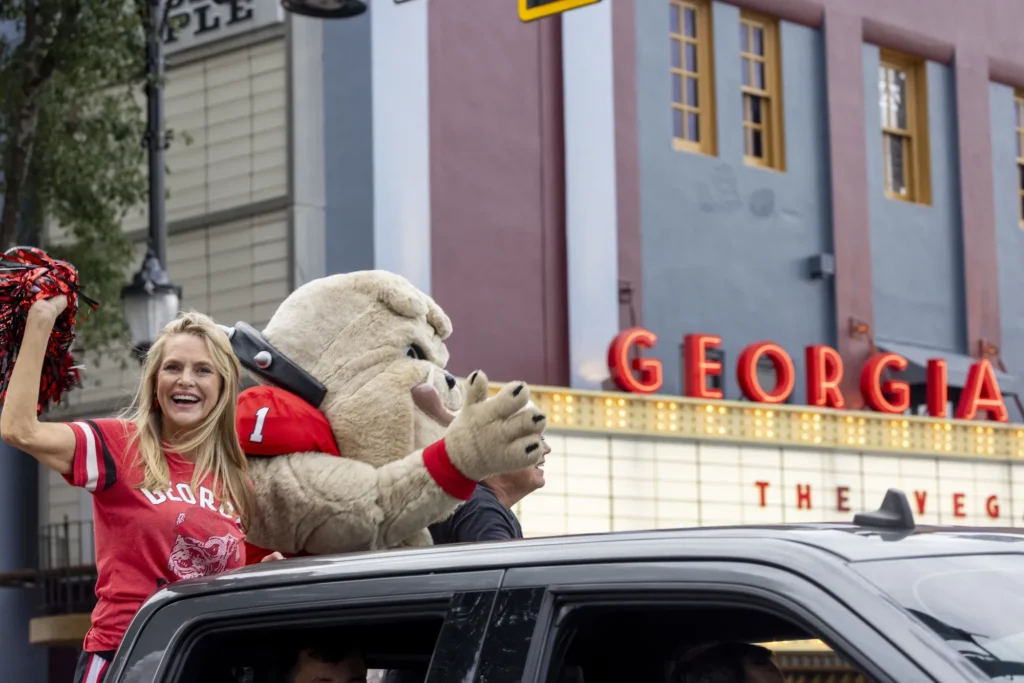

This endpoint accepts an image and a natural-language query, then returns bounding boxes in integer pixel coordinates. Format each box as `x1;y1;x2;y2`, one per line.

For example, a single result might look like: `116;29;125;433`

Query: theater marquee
479;382;1024;538
514;434;1024;537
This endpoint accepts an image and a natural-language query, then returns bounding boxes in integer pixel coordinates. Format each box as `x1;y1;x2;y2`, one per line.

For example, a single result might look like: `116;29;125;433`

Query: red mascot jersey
235;384;477;565
235;385;340;563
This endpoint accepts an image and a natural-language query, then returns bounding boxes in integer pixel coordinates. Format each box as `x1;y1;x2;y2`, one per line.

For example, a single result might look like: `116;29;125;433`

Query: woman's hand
260;551;285;563
29;295;68;321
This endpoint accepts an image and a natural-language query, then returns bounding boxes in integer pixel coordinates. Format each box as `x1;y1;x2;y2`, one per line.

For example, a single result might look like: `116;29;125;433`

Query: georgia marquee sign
161;0;285;56
607;327;1009;423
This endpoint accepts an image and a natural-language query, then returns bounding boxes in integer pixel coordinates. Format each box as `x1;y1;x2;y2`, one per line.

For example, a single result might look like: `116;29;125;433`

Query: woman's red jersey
63;418;247;653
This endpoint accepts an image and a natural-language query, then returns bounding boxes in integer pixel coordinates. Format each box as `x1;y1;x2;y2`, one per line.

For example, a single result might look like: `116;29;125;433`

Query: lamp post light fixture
122;249;182;362
279;0;366;19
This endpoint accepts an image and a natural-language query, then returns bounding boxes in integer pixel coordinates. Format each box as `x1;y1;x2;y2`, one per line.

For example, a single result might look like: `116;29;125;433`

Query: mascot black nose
445;372;456;390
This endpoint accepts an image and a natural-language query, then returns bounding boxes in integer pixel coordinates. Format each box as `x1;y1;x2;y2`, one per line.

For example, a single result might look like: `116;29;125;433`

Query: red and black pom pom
0;247;100;414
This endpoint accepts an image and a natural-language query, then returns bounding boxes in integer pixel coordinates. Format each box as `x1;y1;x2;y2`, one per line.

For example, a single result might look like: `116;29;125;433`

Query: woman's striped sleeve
61;420;120;493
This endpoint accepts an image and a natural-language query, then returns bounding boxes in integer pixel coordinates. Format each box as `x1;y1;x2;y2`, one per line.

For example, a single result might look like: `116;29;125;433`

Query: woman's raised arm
0;296;77;475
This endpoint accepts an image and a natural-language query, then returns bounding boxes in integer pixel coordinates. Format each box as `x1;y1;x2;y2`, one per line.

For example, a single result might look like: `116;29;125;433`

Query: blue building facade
609;0;1024;420
635;1;835;404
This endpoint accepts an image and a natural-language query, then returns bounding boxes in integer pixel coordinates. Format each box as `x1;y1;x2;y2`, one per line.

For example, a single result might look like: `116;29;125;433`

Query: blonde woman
0;295;275;683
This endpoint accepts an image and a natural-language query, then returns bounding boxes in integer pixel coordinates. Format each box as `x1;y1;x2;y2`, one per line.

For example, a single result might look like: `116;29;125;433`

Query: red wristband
422;439;477;501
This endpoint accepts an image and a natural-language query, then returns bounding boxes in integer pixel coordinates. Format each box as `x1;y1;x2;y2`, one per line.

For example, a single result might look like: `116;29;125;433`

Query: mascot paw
442;370;546;482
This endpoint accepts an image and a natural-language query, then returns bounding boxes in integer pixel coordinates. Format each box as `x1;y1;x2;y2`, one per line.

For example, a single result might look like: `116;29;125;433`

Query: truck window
130;588;498;683
170;616;443;683
110;571;503;683
538;603;875;683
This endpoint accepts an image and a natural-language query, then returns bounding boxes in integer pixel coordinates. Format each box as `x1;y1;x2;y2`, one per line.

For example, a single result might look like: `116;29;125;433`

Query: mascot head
259;270;463;468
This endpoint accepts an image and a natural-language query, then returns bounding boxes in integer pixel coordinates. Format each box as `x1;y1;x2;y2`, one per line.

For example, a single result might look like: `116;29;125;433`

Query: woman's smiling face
156;334;222;440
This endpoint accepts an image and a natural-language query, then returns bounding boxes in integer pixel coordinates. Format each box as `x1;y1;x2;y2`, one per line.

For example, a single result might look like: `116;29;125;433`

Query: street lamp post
122;0;367;362
121;0;181;363
143;0;167;270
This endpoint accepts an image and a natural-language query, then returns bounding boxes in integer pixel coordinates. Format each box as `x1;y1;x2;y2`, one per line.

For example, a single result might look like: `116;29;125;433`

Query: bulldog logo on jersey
167;507;241;580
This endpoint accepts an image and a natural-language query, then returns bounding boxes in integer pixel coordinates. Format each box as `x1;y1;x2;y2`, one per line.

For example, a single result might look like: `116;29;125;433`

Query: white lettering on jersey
142;484;234;524
218;499;236;520
142;488;167;504
199;487;216;511
176;482;197;504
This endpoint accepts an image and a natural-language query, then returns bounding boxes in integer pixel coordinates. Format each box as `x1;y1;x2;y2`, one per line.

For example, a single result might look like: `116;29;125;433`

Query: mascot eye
407;344;426;360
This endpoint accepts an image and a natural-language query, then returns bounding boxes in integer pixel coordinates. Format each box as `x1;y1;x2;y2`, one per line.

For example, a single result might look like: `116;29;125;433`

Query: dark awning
874;339;1019;396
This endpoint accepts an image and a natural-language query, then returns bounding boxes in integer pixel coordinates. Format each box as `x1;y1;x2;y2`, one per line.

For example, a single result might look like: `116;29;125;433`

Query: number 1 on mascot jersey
249;406;271;443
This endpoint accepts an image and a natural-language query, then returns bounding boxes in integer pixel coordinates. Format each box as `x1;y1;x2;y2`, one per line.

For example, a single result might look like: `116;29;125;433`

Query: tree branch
0;0;151;352
31;0;82;88
0;0;84;249
0;0;86;249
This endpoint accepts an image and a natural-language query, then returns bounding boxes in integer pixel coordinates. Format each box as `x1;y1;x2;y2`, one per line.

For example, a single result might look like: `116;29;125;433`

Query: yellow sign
519;0;602;22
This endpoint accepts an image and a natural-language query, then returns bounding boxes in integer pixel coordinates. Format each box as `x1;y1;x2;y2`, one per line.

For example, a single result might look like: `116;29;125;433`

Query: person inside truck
0;296;276;683
665;641;786;683
429;435;550;544
278;639;368;683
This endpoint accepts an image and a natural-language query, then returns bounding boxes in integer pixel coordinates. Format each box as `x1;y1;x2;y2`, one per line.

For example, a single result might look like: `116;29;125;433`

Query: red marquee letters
607;327;663;394
606;328;1010;422
836;486;850;512
860;353;910;414
683;334;724;400
914;490;927;515
753;482;1004;520
806;346;844;409
955;359;1009;422
737;342;796;404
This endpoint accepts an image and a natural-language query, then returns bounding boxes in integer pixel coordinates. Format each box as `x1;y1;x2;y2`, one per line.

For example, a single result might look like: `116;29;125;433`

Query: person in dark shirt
429;437;548;544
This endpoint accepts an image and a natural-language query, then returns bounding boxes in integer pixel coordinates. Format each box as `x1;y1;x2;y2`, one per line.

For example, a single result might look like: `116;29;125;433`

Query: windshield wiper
962;654;1024;678
905;609;1024;679
907;609;988;644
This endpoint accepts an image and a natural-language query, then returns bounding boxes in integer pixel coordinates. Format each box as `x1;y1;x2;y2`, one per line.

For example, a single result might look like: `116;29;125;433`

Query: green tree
0;0;151;353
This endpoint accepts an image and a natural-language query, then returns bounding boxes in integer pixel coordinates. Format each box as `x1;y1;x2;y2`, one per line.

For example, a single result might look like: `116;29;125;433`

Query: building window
670;0;716;155
878;50;931;204
739;11;785;170
1016;91;1024;226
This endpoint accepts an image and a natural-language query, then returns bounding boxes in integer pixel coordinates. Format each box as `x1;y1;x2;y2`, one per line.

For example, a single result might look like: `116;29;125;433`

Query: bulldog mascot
222;270;547;561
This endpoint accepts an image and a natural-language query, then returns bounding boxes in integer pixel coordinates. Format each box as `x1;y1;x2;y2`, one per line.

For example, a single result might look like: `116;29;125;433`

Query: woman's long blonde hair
120;310;254;531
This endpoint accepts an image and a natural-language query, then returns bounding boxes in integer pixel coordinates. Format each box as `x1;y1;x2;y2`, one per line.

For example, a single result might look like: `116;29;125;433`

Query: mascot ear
219;321;328;408
370;278;453;340
426;300;452;340
374;281;428;321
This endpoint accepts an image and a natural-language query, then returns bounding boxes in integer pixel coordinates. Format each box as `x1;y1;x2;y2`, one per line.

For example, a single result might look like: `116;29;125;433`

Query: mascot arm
373;374;550;548
374;444;471;548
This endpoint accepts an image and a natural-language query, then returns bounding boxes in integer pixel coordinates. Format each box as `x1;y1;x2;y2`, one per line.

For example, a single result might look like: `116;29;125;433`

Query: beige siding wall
123;39;288;230
41;37;291;526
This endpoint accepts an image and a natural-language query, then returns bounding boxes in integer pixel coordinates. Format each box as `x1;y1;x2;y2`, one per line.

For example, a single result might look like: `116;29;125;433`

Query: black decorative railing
36;516;97;616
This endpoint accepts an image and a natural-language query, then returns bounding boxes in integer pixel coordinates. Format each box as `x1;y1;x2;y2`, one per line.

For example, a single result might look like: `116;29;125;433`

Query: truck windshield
855;553;1024;679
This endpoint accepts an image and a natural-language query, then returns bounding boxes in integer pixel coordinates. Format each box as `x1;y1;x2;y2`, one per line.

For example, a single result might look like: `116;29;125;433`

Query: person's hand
28;295;68;321
260;551;285;563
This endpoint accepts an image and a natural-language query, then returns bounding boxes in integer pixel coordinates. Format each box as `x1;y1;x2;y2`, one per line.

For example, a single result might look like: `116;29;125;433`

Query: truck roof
157;520;1024;602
